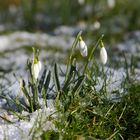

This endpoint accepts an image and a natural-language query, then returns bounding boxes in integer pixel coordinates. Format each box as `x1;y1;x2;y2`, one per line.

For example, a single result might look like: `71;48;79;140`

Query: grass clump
45;32;140;139
50;78;140;139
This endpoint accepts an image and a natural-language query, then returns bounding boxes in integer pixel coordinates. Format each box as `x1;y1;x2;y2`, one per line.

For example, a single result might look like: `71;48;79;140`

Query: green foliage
12;49;51;113
45;32;140;139
52;75;140;139
0;31;139;139
41;130;59;140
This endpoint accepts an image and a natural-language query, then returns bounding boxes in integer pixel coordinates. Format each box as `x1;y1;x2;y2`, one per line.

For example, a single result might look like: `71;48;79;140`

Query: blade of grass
107;130;119;140
44;70;51;93
0;115;13;124
119;103;127;121
72;75;85;94
43;70;51;106
38;68;47;94
54;63;60;92
0;94;29;112
62;64;76;92
9;110;29;120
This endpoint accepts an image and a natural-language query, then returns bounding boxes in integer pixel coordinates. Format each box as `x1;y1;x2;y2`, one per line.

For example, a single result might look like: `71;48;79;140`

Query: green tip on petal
32;47;36;54
100;40;105;48
32;48;40;64
79;36;82;41
34;58;38;64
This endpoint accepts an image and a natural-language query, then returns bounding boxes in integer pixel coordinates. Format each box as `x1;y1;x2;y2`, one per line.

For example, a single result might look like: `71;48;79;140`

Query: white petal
81;47;87;57
33;64;39;79
32;61;42;79
100;47;107;64
79;40;86;50
79;40;88;57
38;61;42;72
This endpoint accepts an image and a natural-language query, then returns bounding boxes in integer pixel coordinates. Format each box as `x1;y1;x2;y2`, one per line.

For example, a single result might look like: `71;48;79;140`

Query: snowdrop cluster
30;36;107;82
78;36;107;65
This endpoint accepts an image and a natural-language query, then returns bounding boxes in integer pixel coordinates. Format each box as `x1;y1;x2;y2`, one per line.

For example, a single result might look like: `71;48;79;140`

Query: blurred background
0;0;140;41
0;0;140;80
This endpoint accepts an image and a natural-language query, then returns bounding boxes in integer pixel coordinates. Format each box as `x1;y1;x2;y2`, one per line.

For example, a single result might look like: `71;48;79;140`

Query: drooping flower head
100;40;107;65
79;36;88;57
32;48;42;80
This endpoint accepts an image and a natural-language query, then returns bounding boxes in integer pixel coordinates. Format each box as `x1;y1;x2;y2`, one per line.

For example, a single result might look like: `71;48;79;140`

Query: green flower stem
28;84;34;112
65;31;82;82
31;47;40;110
83;34;104;74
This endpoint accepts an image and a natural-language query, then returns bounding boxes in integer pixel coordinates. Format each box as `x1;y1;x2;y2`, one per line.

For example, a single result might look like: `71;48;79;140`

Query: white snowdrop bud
31;48;42;80
100;41;107;65
32;60;42;80
79;37;88;57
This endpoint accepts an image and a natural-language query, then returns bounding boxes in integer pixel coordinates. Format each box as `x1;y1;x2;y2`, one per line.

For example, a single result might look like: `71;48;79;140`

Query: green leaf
54;63;60;92
62;64;76;92
42;70;51;106
38;68;47;93
22;80;30;100
72;75;85;94
27;59;33;79
44;70;51;93
41;130;59;140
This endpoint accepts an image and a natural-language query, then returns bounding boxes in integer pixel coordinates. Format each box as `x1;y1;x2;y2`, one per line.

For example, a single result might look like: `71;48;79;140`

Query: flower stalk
65;31;82;82
83;34;104;74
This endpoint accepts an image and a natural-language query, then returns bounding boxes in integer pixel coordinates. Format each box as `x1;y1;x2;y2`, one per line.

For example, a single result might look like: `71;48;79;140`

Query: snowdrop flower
32;49;42;80
100;41;107;64
79;36;88;57
32;59;42;80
